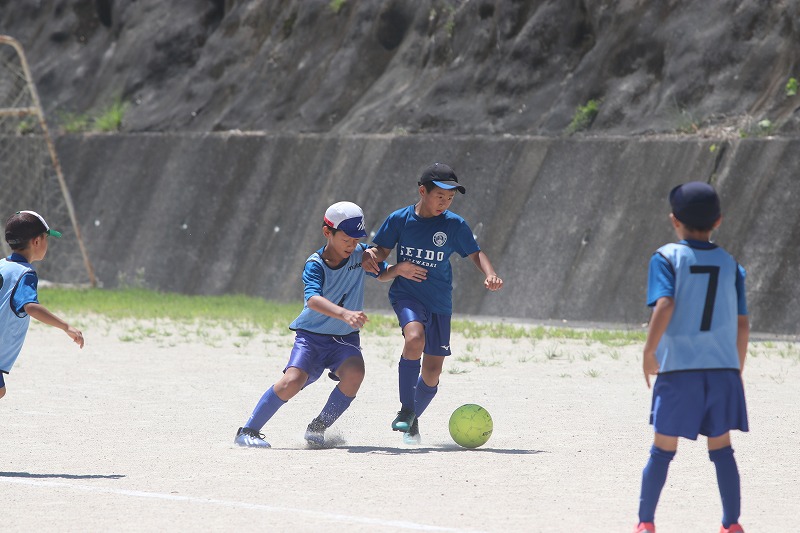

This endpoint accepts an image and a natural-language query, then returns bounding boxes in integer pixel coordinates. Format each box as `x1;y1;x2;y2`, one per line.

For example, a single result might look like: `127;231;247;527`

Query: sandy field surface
1;315;798;532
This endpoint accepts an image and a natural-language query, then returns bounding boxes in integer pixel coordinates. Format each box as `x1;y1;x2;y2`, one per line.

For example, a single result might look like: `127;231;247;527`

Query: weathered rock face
2;0;799;136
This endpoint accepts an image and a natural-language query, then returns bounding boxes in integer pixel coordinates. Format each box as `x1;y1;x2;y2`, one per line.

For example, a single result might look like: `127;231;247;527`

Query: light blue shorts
650;369;749;439
391;298;452;356
286;330;362;388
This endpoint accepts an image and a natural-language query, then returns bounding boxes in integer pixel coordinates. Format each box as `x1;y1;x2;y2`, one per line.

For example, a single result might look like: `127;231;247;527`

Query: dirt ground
1;316;797;532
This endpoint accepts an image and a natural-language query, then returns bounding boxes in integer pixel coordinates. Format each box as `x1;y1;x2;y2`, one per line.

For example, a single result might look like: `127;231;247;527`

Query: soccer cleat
234;427;270;448
304;418;327;447
403;418;421;445
719;525;744;533
391;407;416;432
634;522;655;533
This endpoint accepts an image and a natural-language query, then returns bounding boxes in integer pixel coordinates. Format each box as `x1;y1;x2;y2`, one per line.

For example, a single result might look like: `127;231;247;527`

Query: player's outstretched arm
307;295;368;329
468;251;503;291
362;246;391;275
642;297;674;388
23;302;85;348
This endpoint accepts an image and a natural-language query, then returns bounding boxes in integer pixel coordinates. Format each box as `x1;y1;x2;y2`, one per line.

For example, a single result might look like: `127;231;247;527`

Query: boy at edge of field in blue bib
235;202;396;448
1;211;85;400
634;183;749;533
362;163;503;445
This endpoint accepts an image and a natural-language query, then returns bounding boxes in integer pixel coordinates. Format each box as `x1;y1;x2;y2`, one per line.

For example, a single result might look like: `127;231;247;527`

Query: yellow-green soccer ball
448;404;493;448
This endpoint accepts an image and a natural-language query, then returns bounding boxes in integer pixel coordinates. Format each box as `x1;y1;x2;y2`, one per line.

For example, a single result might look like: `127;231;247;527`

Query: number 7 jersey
647;240;747;372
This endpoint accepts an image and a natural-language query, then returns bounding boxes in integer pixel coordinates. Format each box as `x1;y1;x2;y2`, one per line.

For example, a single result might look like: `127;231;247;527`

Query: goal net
0;35;95;286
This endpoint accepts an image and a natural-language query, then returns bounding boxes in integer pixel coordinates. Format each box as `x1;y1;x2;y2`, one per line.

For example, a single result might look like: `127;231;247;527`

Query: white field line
0;477;488;533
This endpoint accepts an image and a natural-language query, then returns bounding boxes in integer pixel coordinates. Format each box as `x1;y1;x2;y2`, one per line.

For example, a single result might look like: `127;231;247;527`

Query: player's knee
338;358;365;384
0;386;6;400
275;375;306;397
403;332;425;351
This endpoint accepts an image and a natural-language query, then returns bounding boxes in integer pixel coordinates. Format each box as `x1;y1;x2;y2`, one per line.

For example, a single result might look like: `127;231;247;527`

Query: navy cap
669;182;721;228
418;163;466;194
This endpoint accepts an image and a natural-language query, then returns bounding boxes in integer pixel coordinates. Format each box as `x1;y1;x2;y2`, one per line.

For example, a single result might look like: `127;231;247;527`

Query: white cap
323;202;367;238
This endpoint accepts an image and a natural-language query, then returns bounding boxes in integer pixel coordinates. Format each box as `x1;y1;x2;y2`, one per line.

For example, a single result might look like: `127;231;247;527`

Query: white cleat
234;427;271;448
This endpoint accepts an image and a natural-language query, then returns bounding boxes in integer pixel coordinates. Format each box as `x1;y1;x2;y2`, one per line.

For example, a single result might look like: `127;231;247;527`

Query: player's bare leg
273;367;309;401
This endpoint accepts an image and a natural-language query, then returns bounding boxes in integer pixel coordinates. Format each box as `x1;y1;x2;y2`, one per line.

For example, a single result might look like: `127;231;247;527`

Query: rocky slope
2;0;799;137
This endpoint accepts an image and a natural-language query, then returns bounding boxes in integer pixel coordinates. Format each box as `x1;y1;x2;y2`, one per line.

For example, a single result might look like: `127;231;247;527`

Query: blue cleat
234;427;270;448
391;407;416;432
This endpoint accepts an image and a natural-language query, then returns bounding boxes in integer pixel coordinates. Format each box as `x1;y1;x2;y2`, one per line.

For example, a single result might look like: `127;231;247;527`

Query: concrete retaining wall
52;133;800;335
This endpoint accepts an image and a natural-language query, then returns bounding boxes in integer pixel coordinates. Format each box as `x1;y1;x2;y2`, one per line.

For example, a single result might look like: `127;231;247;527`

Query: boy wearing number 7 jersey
634;182;749;533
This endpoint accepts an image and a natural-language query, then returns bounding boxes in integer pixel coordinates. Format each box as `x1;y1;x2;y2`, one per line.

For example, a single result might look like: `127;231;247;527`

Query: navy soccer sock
316;385;355;427
398;357;421;410
414;376;438;418
638;445;676;523
709;446;741;528
245;385;287;431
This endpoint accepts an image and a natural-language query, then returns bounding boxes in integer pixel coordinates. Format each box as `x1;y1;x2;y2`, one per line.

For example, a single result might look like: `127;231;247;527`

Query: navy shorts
650;369;749;439
391;298;452;356
0;372;5;388
285;330;362;388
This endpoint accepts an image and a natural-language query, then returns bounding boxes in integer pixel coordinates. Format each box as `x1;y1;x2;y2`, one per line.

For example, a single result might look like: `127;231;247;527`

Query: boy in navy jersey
235;202;392;448
363;163;503;444
1;211;85;400
634;182;749;533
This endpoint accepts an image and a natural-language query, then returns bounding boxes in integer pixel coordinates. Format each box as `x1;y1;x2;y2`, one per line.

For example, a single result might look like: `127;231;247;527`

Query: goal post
0;35;96;287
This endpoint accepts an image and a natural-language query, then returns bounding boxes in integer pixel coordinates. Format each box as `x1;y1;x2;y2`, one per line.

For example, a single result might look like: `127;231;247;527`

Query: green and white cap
5;210;62;245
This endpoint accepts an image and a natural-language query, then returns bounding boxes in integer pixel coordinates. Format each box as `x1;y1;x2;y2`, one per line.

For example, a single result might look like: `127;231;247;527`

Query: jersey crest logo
432;232;447;247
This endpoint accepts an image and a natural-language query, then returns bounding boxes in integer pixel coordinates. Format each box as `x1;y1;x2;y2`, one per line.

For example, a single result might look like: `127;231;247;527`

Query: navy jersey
647;240;747;372
290;243;382;336
373;205;480;315
1;255;38;373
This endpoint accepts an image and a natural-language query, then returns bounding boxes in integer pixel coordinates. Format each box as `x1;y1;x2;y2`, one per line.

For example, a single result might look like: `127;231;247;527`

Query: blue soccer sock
414;376;438;418
398;357;421;410
709;446;740;528
244;385;287;431
638;445;676;523
316;385;355;428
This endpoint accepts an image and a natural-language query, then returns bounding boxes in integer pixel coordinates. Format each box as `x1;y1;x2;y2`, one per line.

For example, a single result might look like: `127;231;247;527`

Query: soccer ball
448;404;493;449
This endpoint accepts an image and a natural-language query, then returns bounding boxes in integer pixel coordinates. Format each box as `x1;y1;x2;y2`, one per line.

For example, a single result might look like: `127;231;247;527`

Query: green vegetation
329;0;346;14
57;98;127;133
739;117;776;138
58;111;91;133
41;287;647;344
16;117;37;135
565;99;600;135
40;287;295;331
444;6;457;38
94;98;127;131
786;77;798;97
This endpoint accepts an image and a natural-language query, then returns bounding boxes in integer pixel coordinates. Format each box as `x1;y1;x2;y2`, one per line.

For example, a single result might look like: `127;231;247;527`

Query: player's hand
341;309;368;329
484;274;503;291
66;326;85;349
643;350;659;388
362;248;381;275
395;261;427;282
